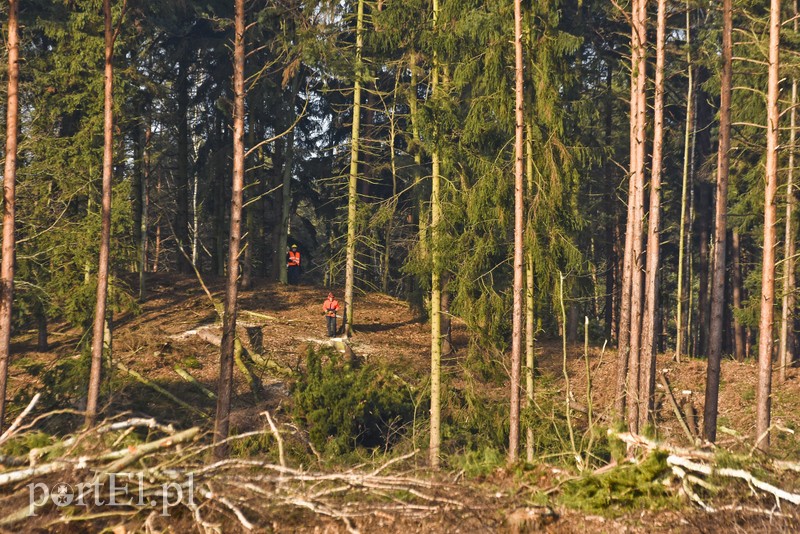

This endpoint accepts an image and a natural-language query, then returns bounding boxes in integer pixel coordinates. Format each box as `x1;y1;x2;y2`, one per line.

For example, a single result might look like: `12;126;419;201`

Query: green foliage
560;451;677;516
0;431;53;459
293;347;415;456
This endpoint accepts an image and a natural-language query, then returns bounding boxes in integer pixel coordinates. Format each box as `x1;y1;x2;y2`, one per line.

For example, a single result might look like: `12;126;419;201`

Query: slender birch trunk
213;0;246;458
86;0;116;427
756;0;782;452
0;0;20;430
508;0;525;464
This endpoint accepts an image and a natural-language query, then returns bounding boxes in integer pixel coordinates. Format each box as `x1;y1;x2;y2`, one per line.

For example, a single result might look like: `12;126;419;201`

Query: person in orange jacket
287;244;301;284
322;292;340;337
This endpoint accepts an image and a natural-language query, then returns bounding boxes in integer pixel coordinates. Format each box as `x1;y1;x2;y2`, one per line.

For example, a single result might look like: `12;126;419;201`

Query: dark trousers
326;315;337;337
287;265;300;284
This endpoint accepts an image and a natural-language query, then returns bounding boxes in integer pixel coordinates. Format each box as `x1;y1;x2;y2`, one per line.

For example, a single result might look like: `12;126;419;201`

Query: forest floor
4;274;800;532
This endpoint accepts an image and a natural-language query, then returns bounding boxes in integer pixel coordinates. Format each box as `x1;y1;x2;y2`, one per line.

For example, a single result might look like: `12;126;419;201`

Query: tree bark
0;0;20;430
344;0;365;338
627;0;647;434
780;1;798;382
86;0;115;427
704;0;732;443
756;0;781;452
639;0;666;430
278;73;301;285
509;0;525;464
213;0;246;458
175;56;191;273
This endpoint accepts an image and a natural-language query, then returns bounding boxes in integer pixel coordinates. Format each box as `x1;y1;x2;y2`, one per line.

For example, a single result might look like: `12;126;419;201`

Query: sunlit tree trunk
508;0;525;464
344;0;365;338
86;0;116;427
213;0;246;458
639;0;666;430
176;57;191;273
626;0;647;434
429;0;442;469
704;0;732;442
756;0;781;452
525;122;535;463
139;124;151;301
0;0;20;430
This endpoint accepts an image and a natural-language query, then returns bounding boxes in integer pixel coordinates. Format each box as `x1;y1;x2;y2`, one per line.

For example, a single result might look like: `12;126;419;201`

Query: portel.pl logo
28;473;194;516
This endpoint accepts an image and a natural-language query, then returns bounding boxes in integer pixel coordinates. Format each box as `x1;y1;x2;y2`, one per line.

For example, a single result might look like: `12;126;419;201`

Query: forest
0;0;799;531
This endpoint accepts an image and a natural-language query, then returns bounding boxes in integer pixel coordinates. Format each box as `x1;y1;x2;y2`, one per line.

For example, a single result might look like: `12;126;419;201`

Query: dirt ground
5;273;800;532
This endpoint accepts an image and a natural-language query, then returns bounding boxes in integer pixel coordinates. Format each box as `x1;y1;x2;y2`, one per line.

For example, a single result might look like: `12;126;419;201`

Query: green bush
292;347;414;455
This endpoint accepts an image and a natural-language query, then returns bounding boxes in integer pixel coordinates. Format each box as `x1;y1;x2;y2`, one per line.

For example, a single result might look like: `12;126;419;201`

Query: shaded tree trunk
731;230;746;361
0;0;20;430
756;0;781;452
213;0;246;459
85;0;115;427
175;57;191;273
704;0;732;443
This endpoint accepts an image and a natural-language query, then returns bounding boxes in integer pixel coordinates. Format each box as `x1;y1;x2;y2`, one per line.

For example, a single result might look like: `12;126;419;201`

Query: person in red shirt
287;244;301;284
322;292;340;337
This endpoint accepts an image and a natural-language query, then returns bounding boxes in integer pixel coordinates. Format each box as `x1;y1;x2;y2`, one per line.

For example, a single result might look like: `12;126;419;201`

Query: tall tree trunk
639;0;666;430
344;0;365;338
139;124;151;301
176;57;191;273
731;230;746;360
696;183;712;357
213;0;246;458
756;0;781;452
676;1;694;363
615;0;640;423
525;122;536;463
85;0;115;427
704;0;732;443
509;0;525;463
0;0;20;430
626;0;647;434
278;73;301;285
429;0;442;469
780;0;798;382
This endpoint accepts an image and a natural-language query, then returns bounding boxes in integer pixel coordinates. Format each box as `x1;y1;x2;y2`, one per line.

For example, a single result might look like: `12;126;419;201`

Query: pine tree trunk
213;0;246;458
0;0;20;430
731;230;746;361
278;73;301;285
703;0;732;443
85;0;115;427
344;0;365;338
756;0;782;452
508;0;525;463
626;0;647;434
139;124;151;301
676;1;694;363
780;3;798;382
639;0;666;430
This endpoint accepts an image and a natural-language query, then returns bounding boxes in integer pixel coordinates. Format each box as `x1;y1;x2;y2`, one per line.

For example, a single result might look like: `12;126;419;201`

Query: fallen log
115;361;209;419
174;366;217;400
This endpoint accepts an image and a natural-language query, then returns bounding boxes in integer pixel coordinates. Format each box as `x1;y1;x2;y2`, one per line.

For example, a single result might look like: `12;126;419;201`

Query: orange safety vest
287;250;301;267
323;298;340;317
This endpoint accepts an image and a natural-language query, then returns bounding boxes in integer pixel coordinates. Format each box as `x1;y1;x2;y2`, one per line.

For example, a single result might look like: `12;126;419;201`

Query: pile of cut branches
0;395;469;533
615;431;800;516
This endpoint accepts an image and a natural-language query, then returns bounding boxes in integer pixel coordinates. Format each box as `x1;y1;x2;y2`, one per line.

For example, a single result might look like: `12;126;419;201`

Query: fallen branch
115;361;210;419
174;366;217;400
659;373;697;445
